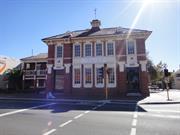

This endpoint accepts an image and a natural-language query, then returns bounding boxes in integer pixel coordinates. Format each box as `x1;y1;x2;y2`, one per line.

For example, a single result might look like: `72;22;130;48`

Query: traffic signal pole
164;69;170;100
104;64;108;100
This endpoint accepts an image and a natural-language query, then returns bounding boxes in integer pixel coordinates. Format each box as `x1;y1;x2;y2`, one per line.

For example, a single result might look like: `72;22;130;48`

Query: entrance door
126;67;140;93
55;74;64;92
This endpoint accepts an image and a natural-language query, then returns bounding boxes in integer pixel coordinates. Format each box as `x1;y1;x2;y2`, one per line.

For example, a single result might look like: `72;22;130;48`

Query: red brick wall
63;43;72;64
46;73;54;92
115;40;126;55
137;55;146;61
136;39;146;54
48;45;55;64
64;44;72;57
139;71;149;97
117;71;127;96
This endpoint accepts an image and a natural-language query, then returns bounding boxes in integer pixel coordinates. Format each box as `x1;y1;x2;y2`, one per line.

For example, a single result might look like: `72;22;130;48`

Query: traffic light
99;67;104;78
164;69;169;77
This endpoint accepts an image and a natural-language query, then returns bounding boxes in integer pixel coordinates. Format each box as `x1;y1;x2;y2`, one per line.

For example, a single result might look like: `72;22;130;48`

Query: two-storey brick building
42;19;151;98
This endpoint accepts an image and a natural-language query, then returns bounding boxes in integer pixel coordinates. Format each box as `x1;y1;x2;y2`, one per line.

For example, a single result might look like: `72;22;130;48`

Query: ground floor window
108;68;115;84
96;67;104;87
85;68;92;84
73;66;81;88
74;68;81;84
72;64;116;88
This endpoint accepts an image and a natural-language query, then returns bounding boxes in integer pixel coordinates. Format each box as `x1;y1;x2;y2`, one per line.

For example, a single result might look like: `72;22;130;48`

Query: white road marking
43;129;56;135
130;105;138;135
133;112;138;118
84;110;90;114
59;120;73;127
74;114;84;119
0;103;56;117
132;119;137;126
130;127;136;135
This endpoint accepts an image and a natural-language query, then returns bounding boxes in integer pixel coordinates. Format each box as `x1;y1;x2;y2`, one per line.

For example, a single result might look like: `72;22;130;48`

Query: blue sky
0;0;179;71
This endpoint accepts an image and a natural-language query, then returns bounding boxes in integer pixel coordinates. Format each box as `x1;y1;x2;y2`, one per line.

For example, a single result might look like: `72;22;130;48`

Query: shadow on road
0;99;147;114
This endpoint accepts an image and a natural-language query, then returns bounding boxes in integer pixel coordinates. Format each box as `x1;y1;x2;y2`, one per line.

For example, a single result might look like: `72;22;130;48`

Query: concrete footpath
0;89;180;104
138;89;180;104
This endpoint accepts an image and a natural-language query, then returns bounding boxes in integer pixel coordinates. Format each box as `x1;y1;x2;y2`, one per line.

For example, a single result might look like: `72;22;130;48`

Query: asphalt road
0;99;179;135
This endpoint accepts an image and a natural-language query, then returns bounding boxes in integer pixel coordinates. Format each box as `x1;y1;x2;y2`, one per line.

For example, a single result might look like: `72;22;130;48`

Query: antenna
94;8;97;19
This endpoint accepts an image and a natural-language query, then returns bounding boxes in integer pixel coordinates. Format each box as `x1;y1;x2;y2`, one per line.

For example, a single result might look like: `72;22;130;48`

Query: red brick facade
43;19;151;98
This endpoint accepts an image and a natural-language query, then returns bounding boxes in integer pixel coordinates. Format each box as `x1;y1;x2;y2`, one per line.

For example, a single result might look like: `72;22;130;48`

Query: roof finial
94;8;97;19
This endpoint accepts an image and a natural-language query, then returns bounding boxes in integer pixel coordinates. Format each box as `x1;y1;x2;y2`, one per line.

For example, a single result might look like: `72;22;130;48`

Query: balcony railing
24;70;35;76
37;70;46;76
24;70;46;76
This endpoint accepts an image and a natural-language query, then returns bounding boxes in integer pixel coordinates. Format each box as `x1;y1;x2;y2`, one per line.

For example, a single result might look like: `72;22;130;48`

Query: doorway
126;67;140;93
55;74;64;93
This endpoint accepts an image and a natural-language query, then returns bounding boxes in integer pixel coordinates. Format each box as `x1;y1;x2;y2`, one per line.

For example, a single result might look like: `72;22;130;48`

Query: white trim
118;61;125;72
55;44;64;68
73;43;81;58
64;64;71;73
139;60;147;71
84;42;92;57
47;64;53;74
126;39;138;67
107;63;116;88
95;64;104;88
105;41;115;56
126;39;137;55
95;41;104;57
72;64;82;88
83;64;93;88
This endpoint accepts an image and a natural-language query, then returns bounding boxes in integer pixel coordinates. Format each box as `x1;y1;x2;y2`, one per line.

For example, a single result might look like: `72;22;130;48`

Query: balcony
24;70;46;76
36;70;46;76
24;70;35;76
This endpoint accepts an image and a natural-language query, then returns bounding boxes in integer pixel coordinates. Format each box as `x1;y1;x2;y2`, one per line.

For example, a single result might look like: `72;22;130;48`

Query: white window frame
84;42;92;57
83;64;93;88
126;39;137;55
55;44;64;68
72;64;82;88
106;41;115;56
73;44;81;57
95;41;104;56
95;64;104;88
55;44;64;58
107;64;116;88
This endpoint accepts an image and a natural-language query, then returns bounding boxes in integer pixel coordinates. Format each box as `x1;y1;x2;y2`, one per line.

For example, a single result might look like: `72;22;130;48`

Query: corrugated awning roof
21;53;47;61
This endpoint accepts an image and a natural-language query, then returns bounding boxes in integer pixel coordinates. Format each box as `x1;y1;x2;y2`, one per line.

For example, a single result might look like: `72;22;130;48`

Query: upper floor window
74;44;81;57
56;45;63;58
127;40;135;54
85;44;92;57
107;42;114;56
96;43;103;56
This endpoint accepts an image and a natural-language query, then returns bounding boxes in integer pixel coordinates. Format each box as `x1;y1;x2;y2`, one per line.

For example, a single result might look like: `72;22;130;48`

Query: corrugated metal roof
42;26;151;41
21;53;47;61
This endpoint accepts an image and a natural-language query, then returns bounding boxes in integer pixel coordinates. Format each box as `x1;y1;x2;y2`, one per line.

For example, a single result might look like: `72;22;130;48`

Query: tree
8;69;23;91
147;58;157;82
